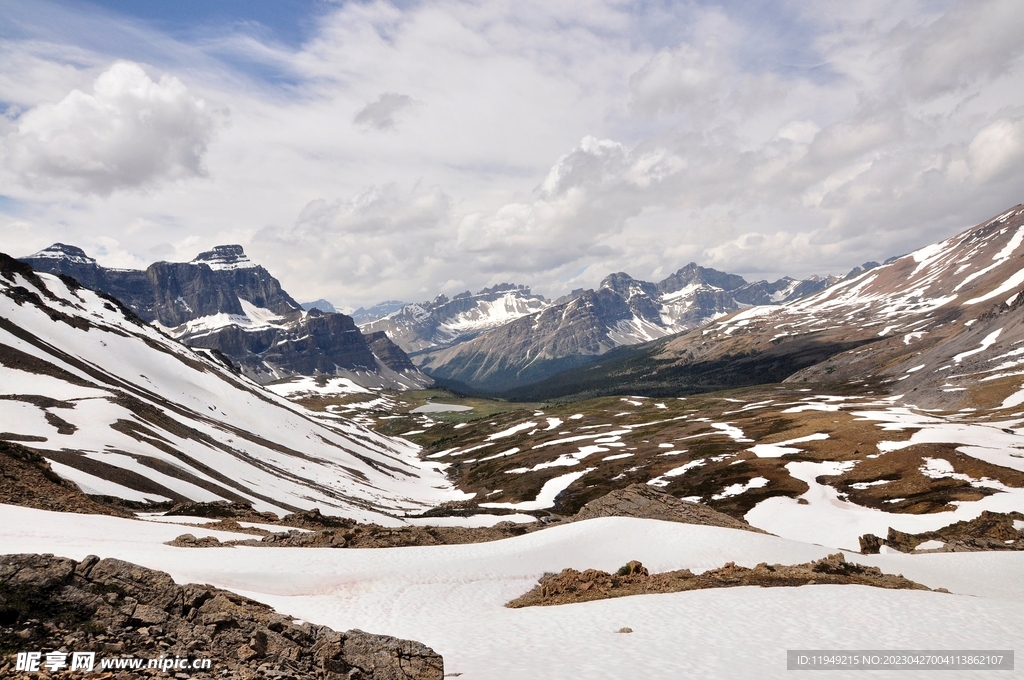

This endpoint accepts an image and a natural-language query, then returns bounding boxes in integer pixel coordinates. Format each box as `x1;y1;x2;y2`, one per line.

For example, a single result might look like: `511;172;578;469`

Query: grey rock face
0;553;444;680
22;244;301;327
187;310;379;381
21;244;428;388
363;331;419;373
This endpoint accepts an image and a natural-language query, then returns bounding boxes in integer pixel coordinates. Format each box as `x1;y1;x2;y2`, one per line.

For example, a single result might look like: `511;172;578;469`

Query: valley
5;205;1024;678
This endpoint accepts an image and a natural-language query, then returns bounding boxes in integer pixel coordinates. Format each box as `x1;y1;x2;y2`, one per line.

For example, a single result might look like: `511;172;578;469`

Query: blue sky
45;0;327;47
1;0;1022;308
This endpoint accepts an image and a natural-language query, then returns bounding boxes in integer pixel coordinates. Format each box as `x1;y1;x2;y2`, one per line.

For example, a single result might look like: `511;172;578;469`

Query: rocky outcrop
363;332;420;374
167;509;538;549
571;483;767;533
21;244;301;327
858;511;1024;553
506;553;935;608
0;440;129;517
0;553;443;679
187;309;380;380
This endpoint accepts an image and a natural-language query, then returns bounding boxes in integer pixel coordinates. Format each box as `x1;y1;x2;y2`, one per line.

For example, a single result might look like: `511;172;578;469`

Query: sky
1;0;1023;310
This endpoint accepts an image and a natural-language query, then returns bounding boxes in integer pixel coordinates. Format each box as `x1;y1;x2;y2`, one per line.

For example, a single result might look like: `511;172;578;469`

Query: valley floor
2;504;1021;679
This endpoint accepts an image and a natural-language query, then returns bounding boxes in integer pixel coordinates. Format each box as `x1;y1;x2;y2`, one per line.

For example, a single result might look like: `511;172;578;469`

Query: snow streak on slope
0;258;468;521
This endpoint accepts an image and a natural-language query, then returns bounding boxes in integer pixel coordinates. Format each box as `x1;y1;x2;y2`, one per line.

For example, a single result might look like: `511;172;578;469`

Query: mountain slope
416;265;833;392
0;253;464;521
22;244;429;389
508;204;1024;404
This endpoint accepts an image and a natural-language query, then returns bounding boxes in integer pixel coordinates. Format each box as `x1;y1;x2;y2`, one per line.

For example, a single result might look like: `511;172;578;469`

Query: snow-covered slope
3;506;1022;679
683;204;1024;408
0;254;465;520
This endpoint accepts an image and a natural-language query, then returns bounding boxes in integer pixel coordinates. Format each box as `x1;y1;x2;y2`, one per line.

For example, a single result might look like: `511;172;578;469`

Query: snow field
1;505;1022;680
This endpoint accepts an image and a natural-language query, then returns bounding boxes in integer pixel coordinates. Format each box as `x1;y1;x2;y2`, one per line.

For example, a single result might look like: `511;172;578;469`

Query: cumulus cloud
3;61;214;195
353;92;416;130
5;1;1024;305
253;183;453;301
457;136;684;274
968;118;1024;183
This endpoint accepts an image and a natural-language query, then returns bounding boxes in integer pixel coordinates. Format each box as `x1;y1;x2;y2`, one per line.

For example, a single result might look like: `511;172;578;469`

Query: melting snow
481;469;594;510
487;422;538;440
747;433;829;458
712;477;769;500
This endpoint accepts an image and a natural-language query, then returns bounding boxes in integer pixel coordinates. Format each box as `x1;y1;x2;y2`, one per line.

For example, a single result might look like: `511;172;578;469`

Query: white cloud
968;118;1024;183
900;0;1024;98
3;1;1024;307
252;183;453;302
456;136;684;274
3;61;214;195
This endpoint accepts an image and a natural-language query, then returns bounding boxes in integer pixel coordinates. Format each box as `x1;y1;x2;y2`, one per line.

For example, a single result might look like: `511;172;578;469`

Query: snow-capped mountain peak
360;283;551;352
26;243;97;266
191;244;258;271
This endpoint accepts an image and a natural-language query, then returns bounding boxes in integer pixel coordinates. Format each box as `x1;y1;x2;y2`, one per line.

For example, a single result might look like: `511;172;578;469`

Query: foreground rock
572;483;766;533
507;553;935;608
0;554;443;679
859;511;1024;553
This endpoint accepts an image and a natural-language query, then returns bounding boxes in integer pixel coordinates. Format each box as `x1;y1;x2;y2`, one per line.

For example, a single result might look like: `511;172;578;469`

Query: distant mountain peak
191;244;257;271
302;299;337;313
27;243;96;266
657;263;747;294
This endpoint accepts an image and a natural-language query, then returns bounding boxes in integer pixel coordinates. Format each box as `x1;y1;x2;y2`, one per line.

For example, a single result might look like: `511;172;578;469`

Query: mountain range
24;242;838;394
0;252;462;519
401;265;834;391
21;244;431;390
506;204;1024;405
6;201;1024;540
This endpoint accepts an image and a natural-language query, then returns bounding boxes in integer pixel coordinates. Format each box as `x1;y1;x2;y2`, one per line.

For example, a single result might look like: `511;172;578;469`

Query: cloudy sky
2;0;1023;309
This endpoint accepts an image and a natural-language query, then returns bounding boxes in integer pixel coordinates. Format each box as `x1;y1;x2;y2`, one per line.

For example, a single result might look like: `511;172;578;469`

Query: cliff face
21;244;302;327
21;244;430;389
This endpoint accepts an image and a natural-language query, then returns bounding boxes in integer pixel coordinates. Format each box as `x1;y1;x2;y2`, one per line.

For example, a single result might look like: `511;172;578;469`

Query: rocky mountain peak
26;243;97;265
479;282;528;295
191;244;257;271
600;272;659;300
657;263;747;294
